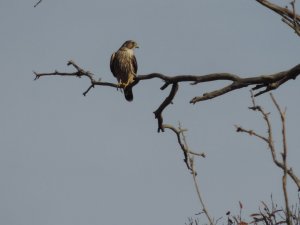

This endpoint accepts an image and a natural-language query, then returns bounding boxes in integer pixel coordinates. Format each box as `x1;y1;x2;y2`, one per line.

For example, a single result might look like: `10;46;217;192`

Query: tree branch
153;83;178;132
34;60;119;95
164;123;213;225
34;0;42;7
34;61;300;132
182;127;214;225
236;93;300;191
163;124;205;171
256;0;300;36
269;94;291;225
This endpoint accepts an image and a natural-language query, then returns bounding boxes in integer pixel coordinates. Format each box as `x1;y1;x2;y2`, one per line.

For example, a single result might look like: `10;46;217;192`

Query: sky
0;0;300;225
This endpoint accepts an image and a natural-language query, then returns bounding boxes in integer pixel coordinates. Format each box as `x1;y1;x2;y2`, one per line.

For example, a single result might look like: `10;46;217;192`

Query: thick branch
137;64;300;103
190;81;248;104
153;83;178;132
35;61;300;100
34;61;300;132
34;61;300;100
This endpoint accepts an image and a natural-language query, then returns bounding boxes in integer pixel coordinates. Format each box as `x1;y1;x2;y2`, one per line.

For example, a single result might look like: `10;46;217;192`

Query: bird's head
120;40;139;50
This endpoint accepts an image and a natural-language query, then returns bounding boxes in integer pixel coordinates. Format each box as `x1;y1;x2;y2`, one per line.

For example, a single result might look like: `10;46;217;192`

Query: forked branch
163;124;205;171
164;123;212;225
256;0;300;36
236;93;300;225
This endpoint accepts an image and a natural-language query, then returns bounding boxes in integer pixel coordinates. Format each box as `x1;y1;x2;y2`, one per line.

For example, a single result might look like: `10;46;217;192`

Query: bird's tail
124;86;133;102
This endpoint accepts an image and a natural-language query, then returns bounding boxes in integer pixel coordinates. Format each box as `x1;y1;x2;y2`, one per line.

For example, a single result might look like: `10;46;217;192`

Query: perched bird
110;40;139;101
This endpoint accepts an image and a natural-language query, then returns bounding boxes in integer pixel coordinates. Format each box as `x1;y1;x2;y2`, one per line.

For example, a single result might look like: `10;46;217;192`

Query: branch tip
160;82;170;90
34;0;42;7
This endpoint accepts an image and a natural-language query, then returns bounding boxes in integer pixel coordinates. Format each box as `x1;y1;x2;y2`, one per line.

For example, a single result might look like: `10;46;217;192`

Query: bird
110;40;139;102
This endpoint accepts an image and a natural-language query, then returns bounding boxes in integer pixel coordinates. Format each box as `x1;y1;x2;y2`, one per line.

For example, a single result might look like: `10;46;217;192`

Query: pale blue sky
0;1;300;225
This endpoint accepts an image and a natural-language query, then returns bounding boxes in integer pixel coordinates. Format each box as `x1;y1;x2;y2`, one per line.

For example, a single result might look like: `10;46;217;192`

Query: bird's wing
132;55;138;74
110;52;117;77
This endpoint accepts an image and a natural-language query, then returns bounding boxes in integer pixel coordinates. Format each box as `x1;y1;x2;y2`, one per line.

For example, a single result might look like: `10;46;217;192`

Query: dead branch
34;0;42;7
269;94;291;225
161;123;212;223
235;126;268;143
163;124;205;171
189;156;214;225
34;61;300;132
256;0;300;36
236;93;300;193
154;84;178;132
169;123;213;225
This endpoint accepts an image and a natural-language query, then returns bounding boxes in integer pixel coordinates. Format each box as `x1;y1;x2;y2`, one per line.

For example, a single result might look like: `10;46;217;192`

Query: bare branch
34;0;42;7
162;123;212;223
270;94;291;225
236;94;300;192
163;124;205;171
256;0;300;36
235;125;268;143
154;83;178;132
35;62;300;101
34;60;119;97
190;81;248;104
189;157;214;225
34;61;300;131
170;123;214;225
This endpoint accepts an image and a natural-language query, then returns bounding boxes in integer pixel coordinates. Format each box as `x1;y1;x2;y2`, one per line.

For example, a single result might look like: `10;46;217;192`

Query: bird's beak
135;45;139;48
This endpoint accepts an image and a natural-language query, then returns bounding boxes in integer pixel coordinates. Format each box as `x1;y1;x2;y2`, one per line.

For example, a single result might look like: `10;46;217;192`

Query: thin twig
163;124;205;171
34;0;42;7
235;125;268;143
270;94;291;225
236;94;300;191
179;123;214;225
162;123;212;223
